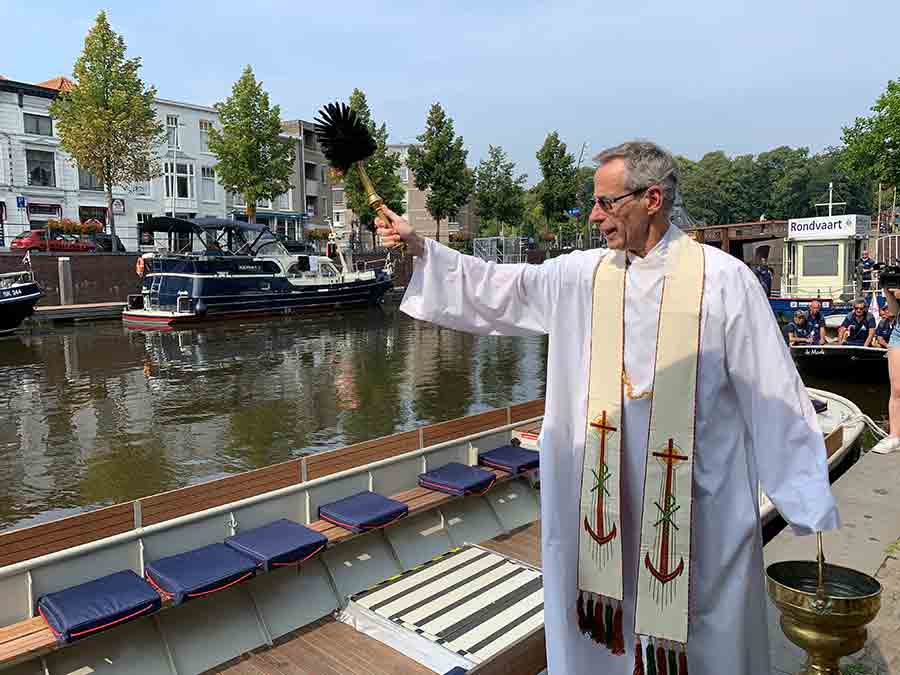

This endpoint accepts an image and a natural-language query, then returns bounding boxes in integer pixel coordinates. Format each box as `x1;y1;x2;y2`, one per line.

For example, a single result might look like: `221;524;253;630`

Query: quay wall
0;252;139;306
0;251;412;306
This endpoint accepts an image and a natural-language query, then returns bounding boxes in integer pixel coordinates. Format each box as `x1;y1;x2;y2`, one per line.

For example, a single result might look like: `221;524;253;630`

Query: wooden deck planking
209;617;434;675
208;523;545;675
481;520;542;568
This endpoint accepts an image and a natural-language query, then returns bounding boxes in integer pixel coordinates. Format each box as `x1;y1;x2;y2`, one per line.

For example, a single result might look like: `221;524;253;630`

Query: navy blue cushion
812;398;828;414
145;543;257;605
419;462;496;496
479;444;540;474
225;519;328;572
444;668;468;675
37;570;161;644
318;491;408;533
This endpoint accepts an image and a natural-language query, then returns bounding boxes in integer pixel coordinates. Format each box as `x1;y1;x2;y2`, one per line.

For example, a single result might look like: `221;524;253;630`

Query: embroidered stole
576;234;705;673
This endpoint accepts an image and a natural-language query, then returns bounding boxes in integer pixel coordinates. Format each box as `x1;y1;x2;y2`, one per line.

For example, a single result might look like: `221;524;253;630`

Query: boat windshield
253;232;290;257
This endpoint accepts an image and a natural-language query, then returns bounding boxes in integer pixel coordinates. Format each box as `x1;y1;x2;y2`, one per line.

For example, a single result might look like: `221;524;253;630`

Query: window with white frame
78;167;104;191
399;166;409;183
199;119;213;152
334;189;344;205
275;192;290;210
257;198;272;209
201;167;216;202
165;162;194;199
233;192;245;207
133;179;152;197
166;115;179;149
24;113;52;136
26;150;55;187
334;211;342;224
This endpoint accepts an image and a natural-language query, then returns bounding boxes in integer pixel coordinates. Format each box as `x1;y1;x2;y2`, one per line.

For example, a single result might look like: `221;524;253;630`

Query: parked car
91;233;126;252
10;230;97;253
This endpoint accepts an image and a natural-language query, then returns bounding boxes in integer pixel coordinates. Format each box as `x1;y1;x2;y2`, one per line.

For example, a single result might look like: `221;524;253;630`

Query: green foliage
677;146;872;225
535;131;578;232
407;103;473;241
842;79;900;187
49;11;165;239
342;89;406;226
473;145;527;235
207;65;294;223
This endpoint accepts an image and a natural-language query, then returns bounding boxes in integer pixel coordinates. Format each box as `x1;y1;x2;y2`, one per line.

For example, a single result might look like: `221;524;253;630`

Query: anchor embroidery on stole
645;438;687;603
583;411;618;550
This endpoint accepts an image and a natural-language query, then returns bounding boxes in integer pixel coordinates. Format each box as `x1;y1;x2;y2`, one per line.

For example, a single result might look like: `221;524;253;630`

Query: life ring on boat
135;256;145;276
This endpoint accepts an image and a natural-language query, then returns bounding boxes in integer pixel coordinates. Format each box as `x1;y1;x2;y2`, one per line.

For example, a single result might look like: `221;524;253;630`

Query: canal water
0;306;547;532
0;308;888;533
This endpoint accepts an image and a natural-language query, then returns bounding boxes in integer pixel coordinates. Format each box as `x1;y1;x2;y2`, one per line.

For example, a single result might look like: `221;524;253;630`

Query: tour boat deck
212;522;543;675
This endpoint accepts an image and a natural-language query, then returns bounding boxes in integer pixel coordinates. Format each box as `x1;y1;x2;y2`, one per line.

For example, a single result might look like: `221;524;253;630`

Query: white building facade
0;78;314;252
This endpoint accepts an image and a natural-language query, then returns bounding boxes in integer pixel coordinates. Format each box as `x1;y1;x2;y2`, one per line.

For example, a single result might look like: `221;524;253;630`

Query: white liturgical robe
400;224;840;675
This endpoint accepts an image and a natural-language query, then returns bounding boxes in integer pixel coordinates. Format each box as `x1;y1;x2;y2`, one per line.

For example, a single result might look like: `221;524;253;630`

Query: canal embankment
765;449;900;674
0;251;413;306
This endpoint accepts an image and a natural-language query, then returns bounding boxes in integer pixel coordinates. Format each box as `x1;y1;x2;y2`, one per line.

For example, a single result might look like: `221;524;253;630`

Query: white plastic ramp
340;545;543;672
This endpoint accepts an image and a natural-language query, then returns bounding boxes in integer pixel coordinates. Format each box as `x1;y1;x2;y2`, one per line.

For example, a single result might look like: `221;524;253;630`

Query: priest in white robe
377;140;839;675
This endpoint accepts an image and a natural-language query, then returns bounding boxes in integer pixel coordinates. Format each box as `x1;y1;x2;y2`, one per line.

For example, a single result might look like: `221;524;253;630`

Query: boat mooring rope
841;414;888;442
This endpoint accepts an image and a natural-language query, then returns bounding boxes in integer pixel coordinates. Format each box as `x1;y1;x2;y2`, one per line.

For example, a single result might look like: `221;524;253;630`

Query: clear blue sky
4;0;899;183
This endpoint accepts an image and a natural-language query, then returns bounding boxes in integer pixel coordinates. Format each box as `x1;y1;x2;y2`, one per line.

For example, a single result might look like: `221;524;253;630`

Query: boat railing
357;257;389;272
771;282;859;301
0;270;34;288
0;403;544;603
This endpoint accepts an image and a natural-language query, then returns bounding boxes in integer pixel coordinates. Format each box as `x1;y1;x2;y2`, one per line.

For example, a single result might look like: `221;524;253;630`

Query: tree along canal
0;306;888;532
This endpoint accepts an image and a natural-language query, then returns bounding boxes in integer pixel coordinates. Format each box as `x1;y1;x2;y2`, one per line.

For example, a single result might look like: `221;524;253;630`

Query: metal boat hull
123;276;393;328
0;281;42;332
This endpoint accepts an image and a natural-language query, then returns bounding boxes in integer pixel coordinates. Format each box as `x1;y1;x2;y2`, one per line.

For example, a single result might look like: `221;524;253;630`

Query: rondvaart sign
786;214;870;241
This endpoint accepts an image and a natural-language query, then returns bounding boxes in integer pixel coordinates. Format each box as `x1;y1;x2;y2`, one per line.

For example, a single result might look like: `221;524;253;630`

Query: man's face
853;304;866;317
809;301;821;315
589;159;660;251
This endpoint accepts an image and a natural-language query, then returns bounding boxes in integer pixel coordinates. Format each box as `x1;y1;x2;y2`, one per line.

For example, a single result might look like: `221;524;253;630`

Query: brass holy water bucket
766;534;881;675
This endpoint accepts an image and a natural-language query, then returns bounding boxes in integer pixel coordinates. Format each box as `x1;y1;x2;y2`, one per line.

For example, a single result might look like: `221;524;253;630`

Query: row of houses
0;75;478;252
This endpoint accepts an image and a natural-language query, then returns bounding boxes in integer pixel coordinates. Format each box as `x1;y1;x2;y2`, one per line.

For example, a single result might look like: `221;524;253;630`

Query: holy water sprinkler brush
314;102;405;255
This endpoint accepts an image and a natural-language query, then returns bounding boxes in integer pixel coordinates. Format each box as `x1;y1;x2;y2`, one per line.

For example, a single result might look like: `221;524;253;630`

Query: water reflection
0;308;547;531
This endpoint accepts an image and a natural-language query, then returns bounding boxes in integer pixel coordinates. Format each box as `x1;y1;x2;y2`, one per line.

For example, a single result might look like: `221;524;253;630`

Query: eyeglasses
592;187;648;213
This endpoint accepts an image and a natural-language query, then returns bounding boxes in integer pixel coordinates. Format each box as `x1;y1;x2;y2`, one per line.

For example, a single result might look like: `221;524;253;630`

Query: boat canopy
143;217;205;235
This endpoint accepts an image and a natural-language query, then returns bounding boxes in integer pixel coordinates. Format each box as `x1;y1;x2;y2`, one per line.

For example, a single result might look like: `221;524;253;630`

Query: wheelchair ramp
339;545;544;673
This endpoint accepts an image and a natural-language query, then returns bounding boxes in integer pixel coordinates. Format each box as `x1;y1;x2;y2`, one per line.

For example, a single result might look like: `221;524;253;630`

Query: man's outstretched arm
378;207;567;337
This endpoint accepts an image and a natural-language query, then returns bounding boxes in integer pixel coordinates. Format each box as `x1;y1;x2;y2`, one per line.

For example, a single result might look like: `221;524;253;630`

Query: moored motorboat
0;270;42;334
791;343;888;380
123;217;393;328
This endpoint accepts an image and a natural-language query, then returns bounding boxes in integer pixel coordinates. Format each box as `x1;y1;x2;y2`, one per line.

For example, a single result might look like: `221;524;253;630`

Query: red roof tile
36;76;74;92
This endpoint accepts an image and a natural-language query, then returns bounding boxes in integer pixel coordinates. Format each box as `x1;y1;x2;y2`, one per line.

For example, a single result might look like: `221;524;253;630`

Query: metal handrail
0;414;544;579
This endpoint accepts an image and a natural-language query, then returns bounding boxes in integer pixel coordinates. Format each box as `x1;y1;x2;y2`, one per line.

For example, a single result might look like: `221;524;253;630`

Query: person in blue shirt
858;250;875;300
874;305;896;349
786;310;813;345
838;299;876;347
805;299;827;345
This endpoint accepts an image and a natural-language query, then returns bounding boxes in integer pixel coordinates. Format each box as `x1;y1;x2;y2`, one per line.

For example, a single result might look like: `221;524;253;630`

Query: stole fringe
633;640;645;675
611;605;624;654
604;603;614;646
646;642;657;675
656;644;668;675
577;592;587;634
591;596;604;645
667;647;678;675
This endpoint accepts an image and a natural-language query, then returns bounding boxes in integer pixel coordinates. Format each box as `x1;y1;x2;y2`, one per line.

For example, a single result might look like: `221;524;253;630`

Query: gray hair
593;140;679;214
